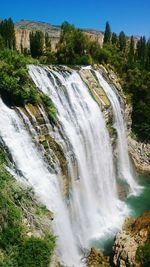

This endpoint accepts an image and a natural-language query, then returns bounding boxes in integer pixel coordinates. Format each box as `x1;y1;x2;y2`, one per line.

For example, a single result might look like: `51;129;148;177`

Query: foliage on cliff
0;49;39;106
0;148;56;267
0;49;57;123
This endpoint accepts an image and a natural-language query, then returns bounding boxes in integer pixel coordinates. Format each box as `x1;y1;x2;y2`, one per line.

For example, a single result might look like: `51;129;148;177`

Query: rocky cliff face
112;211;150;267
15;20;104;52
128;137;150;175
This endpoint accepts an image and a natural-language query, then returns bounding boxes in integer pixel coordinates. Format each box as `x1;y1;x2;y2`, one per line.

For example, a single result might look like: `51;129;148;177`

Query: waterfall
29;66;128;250
0;64;132;266
95;71;141;196
0;98;82;267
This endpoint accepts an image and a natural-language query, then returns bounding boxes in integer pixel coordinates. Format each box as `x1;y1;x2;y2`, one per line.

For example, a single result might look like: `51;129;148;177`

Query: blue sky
0;0;150;37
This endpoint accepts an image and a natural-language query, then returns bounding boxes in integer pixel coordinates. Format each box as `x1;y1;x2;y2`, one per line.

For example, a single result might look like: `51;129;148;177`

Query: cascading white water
0;98;82;267
29;65;128;250
95;71;141;195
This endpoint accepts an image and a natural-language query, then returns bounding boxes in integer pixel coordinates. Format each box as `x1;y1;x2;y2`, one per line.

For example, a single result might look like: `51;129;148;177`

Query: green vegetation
136;233;150;267
0;18;16;50
56;21;92;64
0;148;56;267
18;236;56;267
103;21;111;44
30;31;44;58
41;95;57;124
0;49;39;106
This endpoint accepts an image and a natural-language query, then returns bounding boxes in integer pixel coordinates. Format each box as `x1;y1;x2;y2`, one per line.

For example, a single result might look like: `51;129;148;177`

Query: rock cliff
112;211;150;267
15;20;104;52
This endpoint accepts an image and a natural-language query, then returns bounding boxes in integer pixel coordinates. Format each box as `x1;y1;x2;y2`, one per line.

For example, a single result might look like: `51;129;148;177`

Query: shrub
18;236;56;267
136;241;150;267
0;49;39;106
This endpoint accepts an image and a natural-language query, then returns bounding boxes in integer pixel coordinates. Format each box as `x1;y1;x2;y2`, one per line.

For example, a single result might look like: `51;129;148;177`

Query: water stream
95;71;141;196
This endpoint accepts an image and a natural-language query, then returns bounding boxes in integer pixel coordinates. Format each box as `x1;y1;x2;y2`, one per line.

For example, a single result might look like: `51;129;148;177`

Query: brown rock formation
112;212;150;267
15;28;31;51
86;247;110;267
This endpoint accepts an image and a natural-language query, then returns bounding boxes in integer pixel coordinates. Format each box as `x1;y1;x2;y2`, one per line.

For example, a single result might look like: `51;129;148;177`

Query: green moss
36;205;50;217
41;95;57;124
41;140;49;150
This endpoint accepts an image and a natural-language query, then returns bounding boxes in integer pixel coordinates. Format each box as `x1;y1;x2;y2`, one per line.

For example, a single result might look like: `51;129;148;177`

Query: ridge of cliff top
15;19;103;35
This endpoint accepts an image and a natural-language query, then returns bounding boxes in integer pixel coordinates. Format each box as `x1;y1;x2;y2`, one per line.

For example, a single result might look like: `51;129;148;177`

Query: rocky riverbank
112;211;150;267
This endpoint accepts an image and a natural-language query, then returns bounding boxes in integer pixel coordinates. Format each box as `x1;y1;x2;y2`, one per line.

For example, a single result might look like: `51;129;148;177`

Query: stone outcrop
128;136;150;175
112;211;150;267
15;28;31;51
86;248;110;267
79;67;110;108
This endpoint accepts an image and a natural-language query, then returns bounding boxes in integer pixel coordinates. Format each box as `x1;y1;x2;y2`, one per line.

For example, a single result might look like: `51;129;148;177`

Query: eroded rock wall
112;211;150;267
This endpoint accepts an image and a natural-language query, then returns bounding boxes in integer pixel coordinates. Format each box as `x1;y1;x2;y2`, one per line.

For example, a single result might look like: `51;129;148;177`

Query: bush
136;238;150;267
0;49;39;106
18;236;55;267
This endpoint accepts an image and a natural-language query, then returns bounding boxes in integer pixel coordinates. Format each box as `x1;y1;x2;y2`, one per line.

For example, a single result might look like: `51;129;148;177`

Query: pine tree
45;32;51;52
0;18;16;50
128;36;135;67
136;36;147;68
146;39;150;70
119;31;126;51
104;21;111;44
29;31;44;58
0;34;4;49
111;32;118;45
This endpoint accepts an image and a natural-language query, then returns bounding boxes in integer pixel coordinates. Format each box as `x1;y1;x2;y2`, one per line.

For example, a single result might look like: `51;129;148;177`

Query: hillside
15;19;104;51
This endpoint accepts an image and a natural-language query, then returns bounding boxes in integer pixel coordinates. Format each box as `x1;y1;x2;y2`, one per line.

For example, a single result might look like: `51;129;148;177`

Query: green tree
111;32;118;45
119;31;127;51
0;34;4;49
146;39;150;70
128;36;135;67
45;32;51;52
60;21;75;42
0;18;16;50
29;31;44;58
104;21;111;44
136;36;147;68
57;22;90;64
